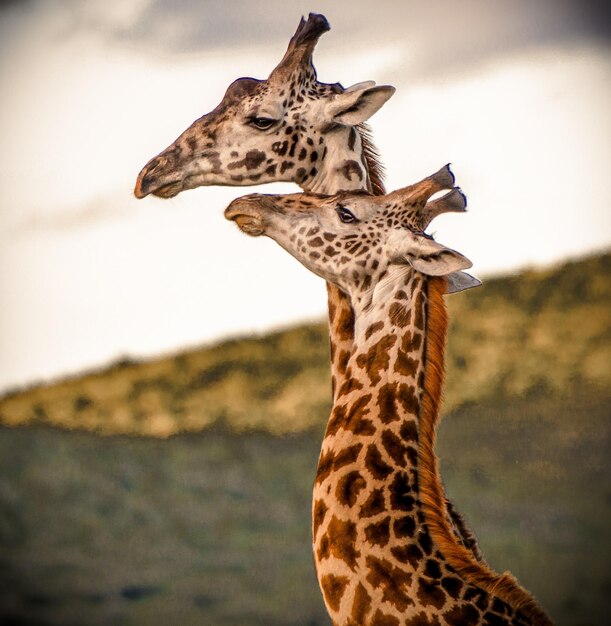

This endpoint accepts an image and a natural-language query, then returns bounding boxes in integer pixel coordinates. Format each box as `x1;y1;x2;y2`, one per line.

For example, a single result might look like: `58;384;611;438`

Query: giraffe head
134;13;395;199
225;165;479;303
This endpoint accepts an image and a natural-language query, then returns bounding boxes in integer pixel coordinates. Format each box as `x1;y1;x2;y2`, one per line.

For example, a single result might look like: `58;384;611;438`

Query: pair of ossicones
224;163;481;298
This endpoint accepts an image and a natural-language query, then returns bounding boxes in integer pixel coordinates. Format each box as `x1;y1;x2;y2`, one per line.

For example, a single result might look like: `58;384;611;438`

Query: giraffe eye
337;206;357;223
250;117;276;130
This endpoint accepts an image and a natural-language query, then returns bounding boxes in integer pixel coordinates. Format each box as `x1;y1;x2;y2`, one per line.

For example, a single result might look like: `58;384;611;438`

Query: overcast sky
1;0;610;391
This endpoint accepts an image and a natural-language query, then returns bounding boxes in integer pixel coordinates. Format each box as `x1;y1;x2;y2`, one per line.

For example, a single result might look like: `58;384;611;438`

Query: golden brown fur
418;276;554;625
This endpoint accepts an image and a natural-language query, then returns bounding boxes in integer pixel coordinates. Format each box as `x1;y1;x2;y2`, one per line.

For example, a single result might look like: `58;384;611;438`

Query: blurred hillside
0;252;609;625
1;253;609;437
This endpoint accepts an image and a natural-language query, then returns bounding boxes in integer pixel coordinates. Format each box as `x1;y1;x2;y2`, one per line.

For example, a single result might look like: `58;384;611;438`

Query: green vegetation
0;252;609;624
1;253;609;436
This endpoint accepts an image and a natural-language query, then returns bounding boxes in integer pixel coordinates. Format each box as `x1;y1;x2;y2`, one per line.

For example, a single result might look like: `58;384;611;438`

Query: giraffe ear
324;84;396;126
396;232;473;276
445;271;482;294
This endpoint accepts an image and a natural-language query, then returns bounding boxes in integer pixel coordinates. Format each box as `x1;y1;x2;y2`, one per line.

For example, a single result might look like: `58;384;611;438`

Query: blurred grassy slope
0;389;608;625
1;253;609;436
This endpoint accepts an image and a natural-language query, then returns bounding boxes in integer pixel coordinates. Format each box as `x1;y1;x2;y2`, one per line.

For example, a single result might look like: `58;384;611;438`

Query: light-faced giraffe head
225;165;479;324
134;13;395;199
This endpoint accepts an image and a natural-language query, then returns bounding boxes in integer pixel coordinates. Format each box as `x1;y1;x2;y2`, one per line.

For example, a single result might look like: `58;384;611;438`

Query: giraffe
134;13;392;406
224;169;554;625
133;13;482;560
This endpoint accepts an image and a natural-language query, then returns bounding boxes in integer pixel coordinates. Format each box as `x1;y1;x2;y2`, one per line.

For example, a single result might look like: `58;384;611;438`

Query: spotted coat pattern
225;173;553;626
134;14;387;410
135;12;483;583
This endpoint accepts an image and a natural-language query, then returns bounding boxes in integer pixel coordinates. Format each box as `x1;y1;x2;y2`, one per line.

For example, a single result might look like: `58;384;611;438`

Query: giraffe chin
233;215;266;237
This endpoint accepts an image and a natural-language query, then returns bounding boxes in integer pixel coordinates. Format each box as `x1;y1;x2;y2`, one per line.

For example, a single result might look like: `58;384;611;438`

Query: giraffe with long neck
225;171;554;625
134;14;391;405
134;13;481;559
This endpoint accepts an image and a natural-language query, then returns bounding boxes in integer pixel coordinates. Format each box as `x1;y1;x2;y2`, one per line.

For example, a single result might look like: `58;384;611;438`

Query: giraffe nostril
147;157;163;174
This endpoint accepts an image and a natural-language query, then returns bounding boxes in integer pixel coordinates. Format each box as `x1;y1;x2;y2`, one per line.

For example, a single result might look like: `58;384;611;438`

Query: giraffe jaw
149;181;183;199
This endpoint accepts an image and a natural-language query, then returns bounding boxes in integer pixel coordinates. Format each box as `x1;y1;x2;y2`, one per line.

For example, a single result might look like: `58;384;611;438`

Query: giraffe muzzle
224;196;271;237
134;155;184;199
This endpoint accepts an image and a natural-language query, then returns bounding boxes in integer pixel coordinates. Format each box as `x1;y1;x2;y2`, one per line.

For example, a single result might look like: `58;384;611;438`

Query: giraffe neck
303;125;373;195
312;270;551;625
300;124;384;400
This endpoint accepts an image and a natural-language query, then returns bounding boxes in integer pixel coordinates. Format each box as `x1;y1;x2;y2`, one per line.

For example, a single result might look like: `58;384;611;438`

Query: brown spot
336;349;351;373
227;149;266;171
364;444;393;480
443;604;480;626
371;611;400;626
345;394;376;435
414;289;426;330
395;289;408;300
335;301;355;342
365;516;391;547
313;498;328;538
280;160;294;173
320;574;350;612
424;558;442;579
417;577;446;610
440;576;463;600
400;419;418;442
389;301;410;328
336;470;366;507
391;543;422;569
401;329;422;352
328;299;337;322
265;163;277;176
393;515;416;538
309;236;324;247
341;159;364;182
463;586;490;610
376;383;398;424
272;140;288;156
325;245;339;257
316;444;363;485
388;471;415;512
406;446;418;466
323;232;336;242
356;334;397;385
317;534;330;561
187;136;198;152
365;555;414;612
418;530;433;555
337;376;364;398
398;383;419;415
319;516;360;570
365;321;384;340
381;430;407;468
350;583;372;624
394;349;419;378
360;487;385;517
326;394;373;437
491;598;511;615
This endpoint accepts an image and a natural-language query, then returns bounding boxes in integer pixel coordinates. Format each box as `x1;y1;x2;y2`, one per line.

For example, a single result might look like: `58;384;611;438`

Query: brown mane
357;123;386;195
419;276;554;625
